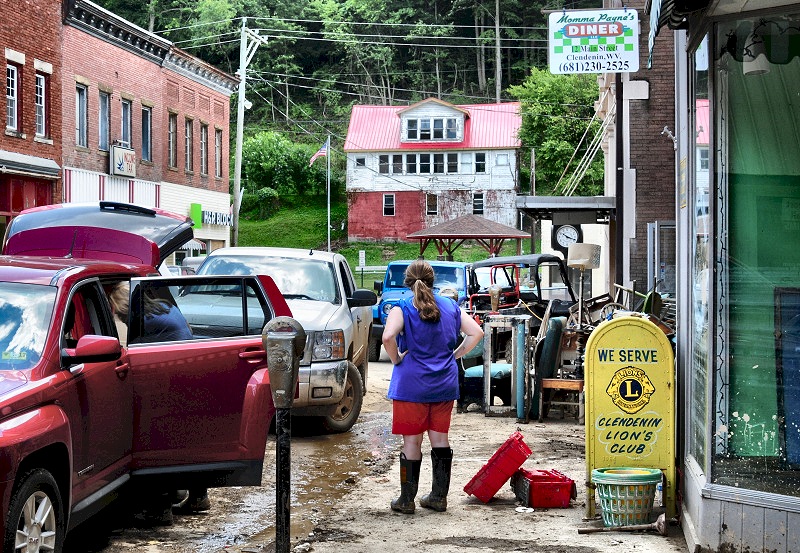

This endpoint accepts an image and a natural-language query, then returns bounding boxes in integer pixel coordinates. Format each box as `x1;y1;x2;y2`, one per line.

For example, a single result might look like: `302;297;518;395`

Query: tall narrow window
35;73;48;137
475;152;486;174
6;64;19;132
433;119;444;139
200;124;208;175
75;84;88;148
473;192;484;215
379;155;389;174
120;99;131;148
168;113;177;168
214;128;223;177
460;152;472;174
419;153;431;174
141;106;152;162
184;118;193;172
98;91;110;151
447;153;458;174
426;194;438;215
433;153;445;174
406;153;417;174
383;194;395;216
407;119;418;140
392;154;403;174
446;118;457;139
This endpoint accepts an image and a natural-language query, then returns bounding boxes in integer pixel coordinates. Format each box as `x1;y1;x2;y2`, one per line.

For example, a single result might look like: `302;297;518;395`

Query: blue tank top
387;295;461;403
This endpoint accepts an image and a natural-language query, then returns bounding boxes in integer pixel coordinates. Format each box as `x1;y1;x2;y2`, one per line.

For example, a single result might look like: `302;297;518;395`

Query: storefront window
712;13;800;496
689;35;710;470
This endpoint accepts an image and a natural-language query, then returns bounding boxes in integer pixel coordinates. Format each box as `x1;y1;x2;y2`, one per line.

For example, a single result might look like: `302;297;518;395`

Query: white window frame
392;154;403;174
496;153;509;166
383;194;395;216
98;91;110;151
433;153;445;174
433;118;444;139
141;106;152;162
426;193;438;216
168;113;177;168
120;98;131;148
405;153;417;174
214;128;223;177
76;84;88;148
475;152;486;174
407;119;418;140
446;118;457;139
379;155;389;174
35;73;47;137
473;192;484;215
184;117;193;172
6;64;19;132
200;123;208;175
419;153;431;174
446;153;458;174
460;152;472;174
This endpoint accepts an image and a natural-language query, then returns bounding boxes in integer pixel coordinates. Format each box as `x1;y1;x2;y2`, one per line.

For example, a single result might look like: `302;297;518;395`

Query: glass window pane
141;107;152;161
99;92;110;150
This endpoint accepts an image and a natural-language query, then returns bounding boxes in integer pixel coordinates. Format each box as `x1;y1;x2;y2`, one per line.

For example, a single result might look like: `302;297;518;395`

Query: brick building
0;0;62;237
62;0;238;260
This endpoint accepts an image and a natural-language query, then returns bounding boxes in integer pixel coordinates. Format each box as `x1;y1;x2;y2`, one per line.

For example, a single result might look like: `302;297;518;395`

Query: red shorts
392;400;454;435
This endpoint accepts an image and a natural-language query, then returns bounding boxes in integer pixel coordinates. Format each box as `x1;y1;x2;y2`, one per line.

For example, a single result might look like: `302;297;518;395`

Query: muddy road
64;361;399;553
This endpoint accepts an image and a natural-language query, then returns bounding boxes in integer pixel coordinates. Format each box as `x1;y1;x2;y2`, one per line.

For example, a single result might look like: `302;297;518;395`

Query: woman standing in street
382;259;484;514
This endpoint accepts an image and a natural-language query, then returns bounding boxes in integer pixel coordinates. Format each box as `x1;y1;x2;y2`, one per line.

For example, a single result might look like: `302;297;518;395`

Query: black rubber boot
419;447;453;512
390;453;421;514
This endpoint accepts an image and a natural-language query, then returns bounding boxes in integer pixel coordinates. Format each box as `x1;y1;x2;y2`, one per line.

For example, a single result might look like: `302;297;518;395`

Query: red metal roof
344;100;521;152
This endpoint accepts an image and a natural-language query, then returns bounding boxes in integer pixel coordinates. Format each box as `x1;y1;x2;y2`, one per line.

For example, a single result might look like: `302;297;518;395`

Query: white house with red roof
343;98;522;242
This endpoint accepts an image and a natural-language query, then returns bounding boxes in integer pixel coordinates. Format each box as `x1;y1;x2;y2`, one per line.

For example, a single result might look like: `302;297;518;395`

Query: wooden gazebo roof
407;215;530;258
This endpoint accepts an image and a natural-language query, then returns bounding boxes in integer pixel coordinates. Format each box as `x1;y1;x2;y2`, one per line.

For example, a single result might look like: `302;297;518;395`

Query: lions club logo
605;367;655;414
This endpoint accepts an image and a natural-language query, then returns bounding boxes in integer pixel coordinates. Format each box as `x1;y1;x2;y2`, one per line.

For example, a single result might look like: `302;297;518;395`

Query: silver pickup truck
192;247;377;432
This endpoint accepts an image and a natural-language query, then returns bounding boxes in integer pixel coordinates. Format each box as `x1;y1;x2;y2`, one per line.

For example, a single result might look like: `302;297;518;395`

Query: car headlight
382;302;394;315
312;329;346;361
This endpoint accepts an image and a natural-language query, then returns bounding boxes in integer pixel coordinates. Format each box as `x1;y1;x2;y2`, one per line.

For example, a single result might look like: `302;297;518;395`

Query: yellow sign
584;315;676;518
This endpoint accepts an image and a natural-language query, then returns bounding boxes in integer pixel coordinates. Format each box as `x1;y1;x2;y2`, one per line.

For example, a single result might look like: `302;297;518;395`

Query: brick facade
348;191;425;242
0;0;62;230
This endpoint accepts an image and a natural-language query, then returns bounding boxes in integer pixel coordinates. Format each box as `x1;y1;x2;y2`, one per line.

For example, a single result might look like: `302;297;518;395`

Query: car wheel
368;335;381;362
4;468;65;553
320;363;364;433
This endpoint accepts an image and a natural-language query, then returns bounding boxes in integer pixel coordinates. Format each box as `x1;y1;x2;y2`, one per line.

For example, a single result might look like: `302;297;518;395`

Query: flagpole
326;135;331;252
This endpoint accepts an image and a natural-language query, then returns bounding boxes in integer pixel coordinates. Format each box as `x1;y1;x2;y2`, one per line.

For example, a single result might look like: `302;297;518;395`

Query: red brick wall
0;0;63;199
61;27;230;195
348;191;424;242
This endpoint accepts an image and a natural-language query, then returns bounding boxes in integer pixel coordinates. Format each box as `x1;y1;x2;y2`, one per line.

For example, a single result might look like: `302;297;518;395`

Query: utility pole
495;0;501;102
232;18;268;246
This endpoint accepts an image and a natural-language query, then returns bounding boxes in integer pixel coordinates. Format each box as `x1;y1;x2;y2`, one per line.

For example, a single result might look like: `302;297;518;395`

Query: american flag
309;140;328;166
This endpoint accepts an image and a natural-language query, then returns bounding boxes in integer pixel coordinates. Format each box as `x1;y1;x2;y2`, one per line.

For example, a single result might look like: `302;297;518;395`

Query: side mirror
349;289;378;307
374;281;383;294
62;335;122;366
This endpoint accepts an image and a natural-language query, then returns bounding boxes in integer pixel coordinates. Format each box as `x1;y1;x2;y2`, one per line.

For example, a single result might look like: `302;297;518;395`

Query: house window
433;118;444;139
120;99;131;148
184;118;193;172
473;192;484;215
356;157;366;167
426;194;437;215
406;154;417;174
383;194;395;216
35;73;48;137
6;63;20;132
168;113;177;168
98;91;110;150
420;119;431;140
698;146;709;170
447;153;458;173
141;106;152;161
407;120;418;140
419;153;431;174
460;152;472;173
392;154;403;174
215;128;223;177
446;118;457;139
379;155;389;174
75;84;88;148
496;153;509;165
475;152;486;174
433;153;445;174
200;123;208;175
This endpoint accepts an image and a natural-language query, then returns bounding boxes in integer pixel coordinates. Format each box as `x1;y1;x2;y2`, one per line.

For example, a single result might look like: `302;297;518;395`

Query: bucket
591;467;662;527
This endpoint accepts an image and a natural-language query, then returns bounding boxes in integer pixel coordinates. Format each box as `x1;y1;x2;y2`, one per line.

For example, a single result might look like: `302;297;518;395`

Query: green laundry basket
591;467;662;527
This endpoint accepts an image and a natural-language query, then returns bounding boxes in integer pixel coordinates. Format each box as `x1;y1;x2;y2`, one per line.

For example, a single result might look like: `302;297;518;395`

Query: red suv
0;202;290;553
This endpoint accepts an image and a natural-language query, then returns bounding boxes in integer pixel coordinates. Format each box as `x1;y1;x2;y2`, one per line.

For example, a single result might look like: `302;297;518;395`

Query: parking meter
262;316;305;553
263;316;306;408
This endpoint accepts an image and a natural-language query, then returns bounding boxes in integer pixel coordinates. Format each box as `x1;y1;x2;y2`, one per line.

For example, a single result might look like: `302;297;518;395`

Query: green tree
509;68;603;197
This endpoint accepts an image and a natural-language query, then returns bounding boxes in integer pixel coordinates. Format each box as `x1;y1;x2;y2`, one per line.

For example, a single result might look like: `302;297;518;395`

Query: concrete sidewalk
302;362;689;553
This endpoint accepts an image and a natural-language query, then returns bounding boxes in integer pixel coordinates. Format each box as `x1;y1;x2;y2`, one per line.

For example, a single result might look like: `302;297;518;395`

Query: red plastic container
464;431;532;503
510;468;577;508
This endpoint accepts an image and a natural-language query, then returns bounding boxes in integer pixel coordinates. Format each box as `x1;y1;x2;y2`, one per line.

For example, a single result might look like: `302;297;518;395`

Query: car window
338;261;354;298
199;255;340;304
433;267;464;291
63;283;116;349
387;264;409;287
0;282;55;370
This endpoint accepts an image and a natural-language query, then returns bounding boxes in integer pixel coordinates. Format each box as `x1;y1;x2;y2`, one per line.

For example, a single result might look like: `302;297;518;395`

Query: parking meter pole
263;317;306;553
